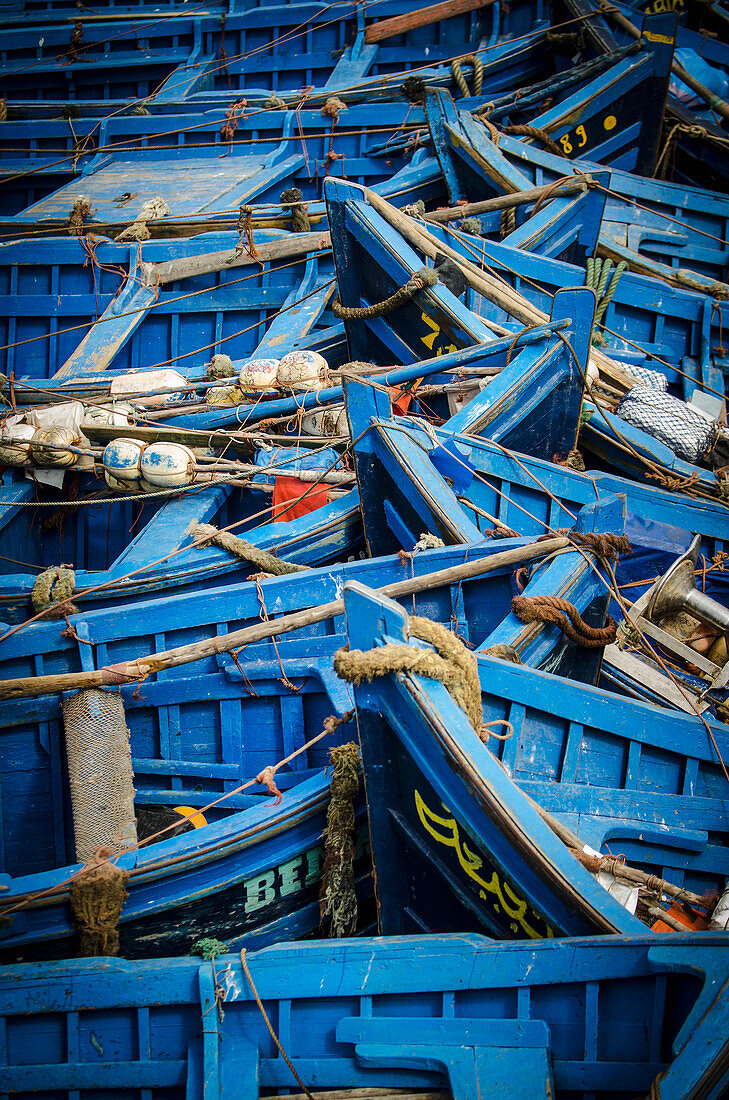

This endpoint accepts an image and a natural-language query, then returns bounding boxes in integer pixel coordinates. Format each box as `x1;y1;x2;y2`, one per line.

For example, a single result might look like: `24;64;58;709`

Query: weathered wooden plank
153;232;331;285
364;0;492;43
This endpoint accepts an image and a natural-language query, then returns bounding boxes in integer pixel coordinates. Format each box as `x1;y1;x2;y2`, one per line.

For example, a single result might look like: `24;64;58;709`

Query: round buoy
82;402;134;428
0;423;37;466
103;437;145;491
301;404;349;436
30;426;79;468
140;442;196;490
277;350;327;391
238;357;280;391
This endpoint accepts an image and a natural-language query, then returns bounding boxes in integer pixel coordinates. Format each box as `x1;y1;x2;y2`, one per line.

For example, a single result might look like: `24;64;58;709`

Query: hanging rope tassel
187;523;310;575
511;594;617;648
69;851;129;957
334;615;482;732
332;267;438;320
319;741;361;938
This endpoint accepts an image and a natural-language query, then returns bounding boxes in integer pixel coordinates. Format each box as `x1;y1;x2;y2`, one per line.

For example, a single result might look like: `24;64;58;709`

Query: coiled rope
332;267;438;320
31;565;76;615
511;594;617;648
188;522;309;575
452;54;483;98
334;615;482;732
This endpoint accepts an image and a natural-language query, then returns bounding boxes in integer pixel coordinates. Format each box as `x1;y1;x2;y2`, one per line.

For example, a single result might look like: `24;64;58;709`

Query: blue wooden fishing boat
0;0;545;105
0;526;622;958
0;101;443;233
326;178;729;490
341;581;729;932
593;0;729;194
0;932;727;1098
0;8;677;227
422;87;729;286
345;378;729;561
0;261;601;621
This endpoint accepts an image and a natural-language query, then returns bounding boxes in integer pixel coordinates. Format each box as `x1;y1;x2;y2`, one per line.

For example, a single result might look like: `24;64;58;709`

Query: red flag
272;475;329;522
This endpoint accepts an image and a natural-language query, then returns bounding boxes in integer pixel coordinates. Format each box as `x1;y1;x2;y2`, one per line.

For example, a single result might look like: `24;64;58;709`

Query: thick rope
452;54;483;98
68;849;129;957
31;565;76;615
503;124;563;156
511;594;617;648
332;267;438;320
586;257;628;327
319;741;361;938
280;187;311;233
187;522;309;575
499;206;517;238
539;530;631;562
334;615;482;732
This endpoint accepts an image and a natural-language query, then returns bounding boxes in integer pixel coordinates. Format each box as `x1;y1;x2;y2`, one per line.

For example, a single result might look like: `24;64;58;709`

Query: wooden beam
364;0;492;44
152;232;331;285
0;539;568;701
424;178;589;224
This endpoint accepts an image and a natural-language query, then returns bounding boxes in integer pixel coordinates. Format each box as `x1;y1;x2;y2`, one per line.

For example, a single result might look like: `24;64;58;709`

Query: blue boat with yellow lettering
0;517;625;960
339;580;729;934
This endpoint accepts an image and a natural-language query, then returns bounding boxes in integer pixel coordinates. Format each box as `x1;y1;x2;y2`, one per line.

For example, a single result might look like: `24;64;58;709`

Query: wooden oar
0;538;568;701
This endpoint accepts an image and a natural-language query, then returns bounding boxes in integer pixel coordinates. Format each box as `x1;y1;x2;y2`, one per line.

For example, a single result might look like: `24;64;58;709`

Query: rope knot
280;187;311;232
403;75;426;103
221;98;247;144
322;96;346;122
255;765;282;804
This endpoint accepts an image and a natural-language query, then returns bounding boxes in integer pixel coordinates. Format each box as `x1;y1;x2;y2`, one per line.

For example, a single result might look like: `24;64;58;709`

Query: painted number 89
559;124;587;155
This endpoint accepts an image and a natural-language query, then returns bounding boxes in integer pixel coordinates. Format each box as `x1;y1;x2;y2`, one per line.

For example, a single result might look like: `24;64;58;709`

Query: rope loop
511;594;617;648
31;564;76;615
332;267;438;321
334;615;482;731
502;124;563;156
452;54;483;98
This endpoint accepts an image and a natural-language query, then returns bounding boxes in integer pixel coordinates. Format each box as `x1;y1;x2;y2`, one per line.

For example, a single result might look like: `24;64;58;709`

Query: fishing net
616;386;714;462
62;689;138;863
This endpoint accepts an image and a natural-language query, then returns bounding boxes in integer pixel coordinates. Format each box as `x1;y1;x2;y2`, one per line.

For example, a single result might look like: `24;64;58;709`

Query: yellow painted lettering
414;789;554;939
421;311;440;350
